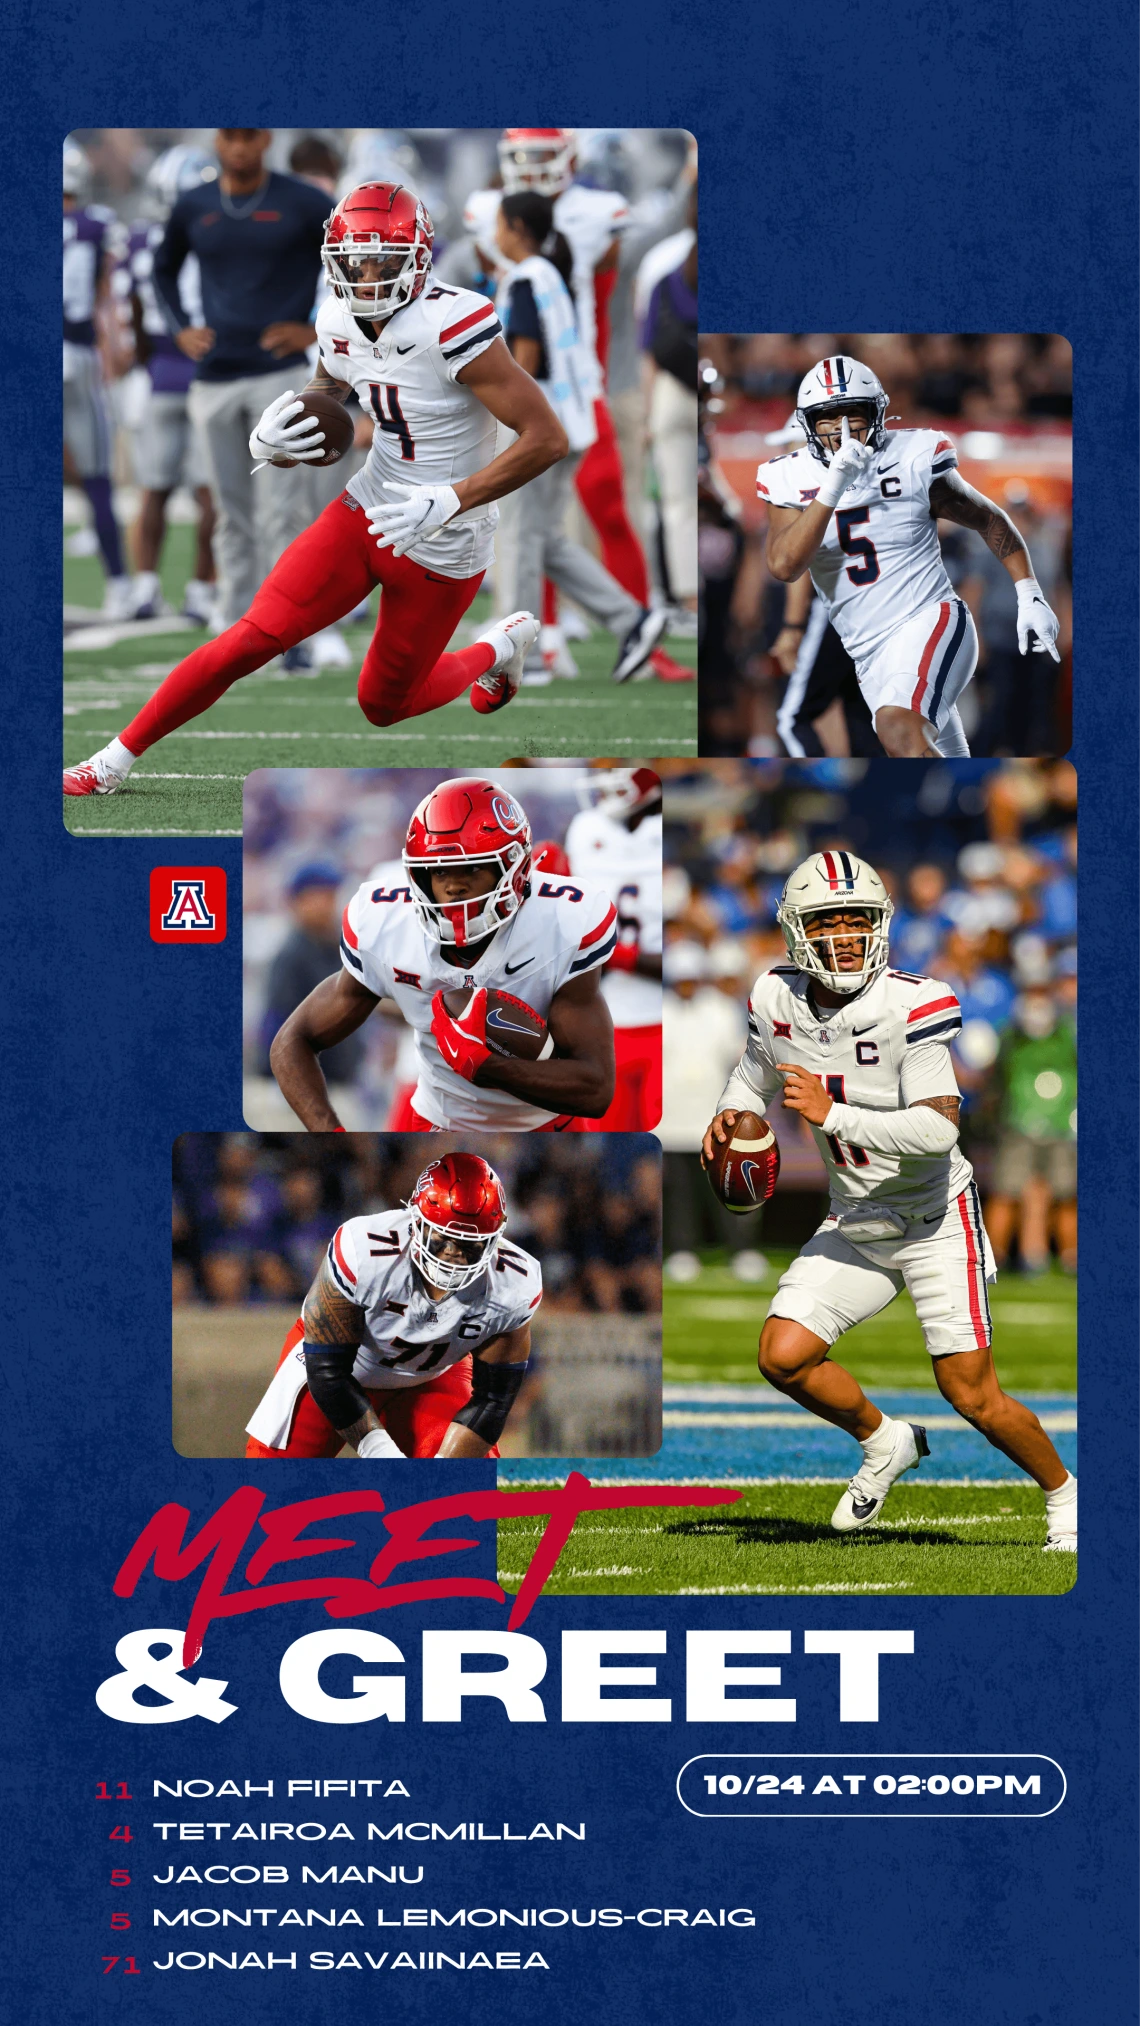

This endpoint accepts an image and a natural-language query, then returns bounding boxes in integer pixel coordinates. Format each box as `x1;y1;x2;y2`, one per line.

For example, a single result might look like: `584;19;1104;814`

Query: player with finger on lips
703;848;1076;1549
757;355;1062;759
64;182;570;798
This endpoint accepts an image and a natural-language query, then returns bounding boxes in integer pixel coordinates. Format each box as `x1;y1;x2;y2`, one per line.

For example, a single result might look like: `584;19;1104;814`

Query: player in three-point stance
703;851;1076;1549
270;776;617;1134
64;181;570;798
757;354;1062;759
245;1152;540;1459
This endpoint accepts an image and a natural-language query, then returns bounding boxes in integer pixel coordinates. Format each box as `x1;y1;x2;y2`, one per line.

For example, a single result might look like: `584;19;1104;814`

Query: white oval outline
674;1753;1067;1820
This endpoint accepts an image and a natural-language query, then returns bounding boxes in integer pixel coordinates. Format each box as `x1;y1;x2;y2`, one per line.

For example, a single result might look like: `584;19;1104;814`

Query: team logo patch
150;866;227;945
393;967;422;988
799;487;820;501
773;1020;792;1038
490;793;525;832
331;337;350;355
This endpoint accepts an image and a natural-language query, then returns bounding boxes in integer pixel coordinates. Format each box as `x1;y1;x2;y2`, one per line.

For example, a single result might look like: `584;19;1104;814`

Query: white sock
934;705;971;757
1045;1472;1076;1515
102;737;138;778
132;570;160;602
859;1413;898;1461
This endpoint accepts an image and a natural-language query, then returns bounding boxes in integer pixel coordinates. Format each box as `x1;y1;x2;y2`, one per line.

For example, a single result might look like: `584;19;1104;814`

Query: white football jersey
756;429;960;663
720;963;973;1219
565;808;662;1029
464;180;627;381
314;284;504;578
244;1209;542;1447
341;866;617;1129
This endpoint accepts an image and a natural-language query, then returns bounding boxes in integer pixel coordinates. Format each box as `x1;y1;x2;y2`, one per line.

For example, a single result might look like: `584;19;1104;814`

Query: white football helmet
498;128;577;198
575;765;661;821
142;144;216;221
63;140;90;202
795;355;889;464
777;850;893;994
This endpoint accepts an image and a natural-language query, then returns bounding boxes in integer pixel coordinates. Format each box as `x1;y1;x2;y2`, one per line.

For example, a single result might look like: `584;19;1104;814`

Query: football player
63;140;131;618
702;850;1076;1550
63;181;569;799
757;355;1062;758
270;777;617;1133
566;766;663;1129
116;144;218;622
245;1152;540;1458
464;130;692;685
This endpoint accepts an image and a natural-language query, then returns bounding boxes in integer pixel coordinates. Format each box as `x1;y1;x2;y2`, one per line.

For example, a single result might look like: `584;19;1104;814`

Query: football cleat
649;644;696;683
1043;1529;1076;1553
470;611;540;714
63;753;129;797
102;575;136;622
831;1421;929;1533
540;623;579;678
612;606;669;683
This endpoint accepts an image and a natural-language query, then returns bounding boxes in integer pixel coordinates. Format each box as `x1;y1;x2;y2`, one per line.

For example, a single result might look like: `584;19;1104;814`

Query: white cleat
540;622;579;678
63;750;129;797
470;611;540;714
102;575;136;622
830;1421;929;1533
1043;1530;1076;1552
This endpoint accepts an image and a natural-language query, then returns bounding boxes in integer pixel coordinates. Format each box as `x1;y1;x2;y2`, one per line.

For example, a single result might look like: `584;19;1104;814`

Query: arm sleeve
822;1099;959;1157
923;431;960;487
339;887;386;998
715;999;785;1115
756;456;798;511
562;889;619;980
899;1034;962;1105
152;204;192;334
437;293;504;383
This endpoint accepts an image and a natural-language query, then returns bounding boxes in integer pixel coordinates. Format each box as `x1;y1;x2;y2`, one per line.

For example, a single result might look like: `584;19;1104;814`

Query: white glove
1015;578;1061;662
248;389;326;467
816;414;877;508
356;1426;404;1460
366;482;461;558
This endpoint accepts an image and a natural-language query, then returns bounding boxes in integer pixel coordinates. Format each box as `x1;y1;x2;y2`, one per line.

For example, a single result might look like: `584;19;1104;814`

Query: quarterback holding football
64;181;569;798
702;850;1077;1550
270;777;618;1133
757;355;1062;759
245;1152;539;1459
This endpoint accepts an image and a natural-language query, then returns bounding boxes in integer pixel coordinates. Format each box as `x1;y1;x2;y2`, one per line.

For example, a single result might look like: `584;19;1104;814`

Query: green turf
663;1252;1077;1394
64;526;696;836
498;1481;1076;1597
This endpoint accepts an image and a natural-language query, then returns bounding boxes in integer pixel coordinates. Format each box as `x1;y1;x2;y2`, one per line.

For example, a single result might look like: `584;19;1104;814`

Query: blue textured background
4;1;1138;2019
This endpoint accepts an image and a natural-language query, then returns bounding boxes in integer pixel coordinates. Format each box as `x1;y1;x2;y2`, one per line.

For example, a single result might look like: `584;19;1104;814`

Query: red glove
431;987;491;1081
606;935;640;973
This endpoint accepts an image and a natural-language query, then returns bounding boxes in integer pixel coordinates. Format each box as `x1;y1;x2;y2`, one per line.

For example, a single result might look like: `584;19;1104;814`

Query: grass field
64;526;697;837
499;1250;1077;1597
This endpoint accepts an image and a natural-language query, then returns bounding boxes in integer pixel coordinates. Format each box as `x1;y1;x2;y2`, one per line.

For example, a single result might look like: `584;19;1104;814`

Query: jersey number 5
368;384;416;462
835;507;880;586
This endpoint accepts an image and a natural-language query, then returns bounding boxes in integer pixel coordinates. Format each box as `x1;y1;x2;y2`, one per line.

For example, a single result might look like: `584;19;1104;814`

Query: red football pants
586;1023;662;1131
244;1318;487;1459
573;397;649;605
120;494;494;755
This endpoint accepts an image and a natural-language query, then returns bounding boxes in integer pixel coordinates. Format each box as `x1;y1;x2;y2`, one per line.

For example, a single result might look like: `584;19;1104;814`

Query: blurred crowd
173;1132;661;1316
64;127;697;663
698;333;1072;758
658;758;1076;1273
242;766;608;1126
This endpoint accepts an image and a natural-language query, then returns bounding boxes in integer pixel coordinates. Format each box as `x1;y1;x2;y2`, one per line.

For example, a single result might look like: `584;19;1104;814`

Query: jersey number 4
368;384;416;462
835;507;880;586
819;1073;870;1168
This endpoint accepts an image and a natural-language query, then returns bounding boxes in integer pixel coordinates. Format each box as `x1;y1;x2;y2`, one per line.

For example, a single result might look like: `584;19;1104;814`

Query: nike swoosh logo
851;1496;879;1519
396;343;415;354
504;957;532;974
877;464;898;475
853;1024;876;1036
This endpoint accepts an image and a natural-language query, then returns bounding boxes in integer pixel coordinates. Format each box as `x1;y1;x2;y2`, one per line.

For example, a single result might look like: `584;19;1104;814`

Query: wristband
357;1426;404;1460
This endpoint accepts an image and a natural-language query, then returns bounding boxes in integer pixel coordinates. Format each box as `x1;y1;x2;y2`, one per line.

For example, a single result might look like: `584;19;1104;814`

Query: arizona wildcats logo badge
150;866;227;945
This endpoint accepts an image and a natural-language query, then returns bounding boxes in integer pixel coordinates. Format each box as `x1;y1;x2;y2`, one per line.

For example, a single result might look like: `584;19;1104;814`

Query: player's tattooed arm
928;471;1031;580
910;1094;961;1127
270;970;380;1131
301;357;353;403
301;1255;385;1448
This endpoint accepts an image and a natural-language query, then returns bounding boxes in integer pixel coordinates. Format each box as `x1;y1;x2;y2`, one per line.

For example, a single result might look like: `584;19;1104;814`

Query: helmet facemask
498;131;576;198
799;398;885;465
322;237;430;320
404;848;529;951
781;902;891;995
408;1210;501;1294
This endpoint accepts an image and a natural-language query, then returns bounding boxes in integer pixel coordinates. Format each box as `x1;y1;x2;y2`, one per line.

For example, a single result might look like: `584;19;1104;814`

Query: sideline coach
154;129;330;624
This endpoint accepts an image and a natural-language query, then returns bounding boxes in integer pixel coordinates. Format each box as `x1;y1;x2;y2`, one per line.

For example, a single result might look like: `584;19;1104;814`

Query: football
441;986;552;1061
702;1109;780;1214
291;391;355;466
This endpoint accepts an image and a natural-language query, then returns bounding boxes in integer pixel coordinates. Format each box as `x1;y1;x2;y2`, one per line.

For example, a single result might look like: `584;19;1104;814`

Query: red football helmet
321;182;434;319
531;838;571;875
498;128;577;198
407;1153;507;1293
403;778;532;950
